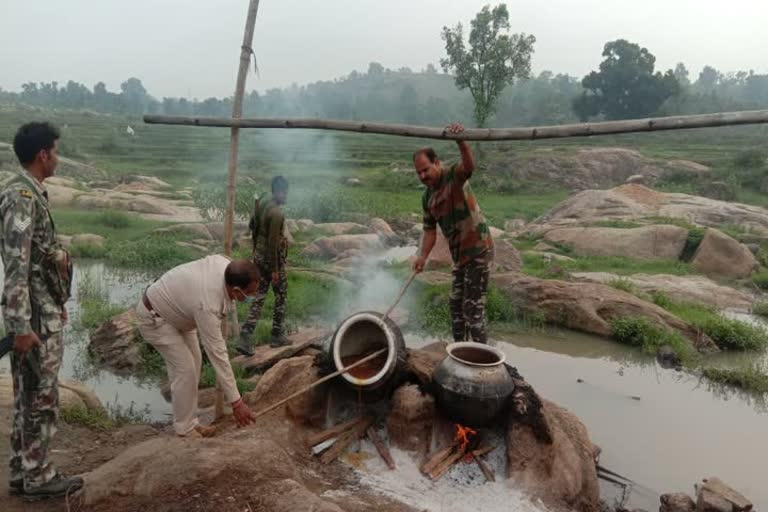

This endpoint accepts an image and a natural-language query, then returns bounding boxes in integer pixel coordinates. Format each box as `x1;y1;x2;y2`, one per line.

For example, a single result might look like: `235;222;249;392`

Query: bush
97;210;132;229
69;242;107;259
752;270;768;290
682;227;706;261
649;290;673;309
611;316;694;362
734;149;767;170
105;236;197;272
702;366;768;394
753;301;768;318
200;362;255;394
609;278;637;294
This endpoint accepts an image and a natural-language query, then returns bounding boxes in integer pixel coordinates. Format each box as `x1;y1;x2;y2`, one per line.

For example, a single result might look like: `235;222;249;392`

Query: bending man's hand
232;399;256;427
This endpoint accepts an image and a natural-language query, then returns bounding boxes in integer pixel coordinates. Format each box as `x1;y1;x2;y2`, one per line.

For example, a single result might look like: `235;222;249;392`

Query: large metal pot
433;342;514;426
328;311;407;399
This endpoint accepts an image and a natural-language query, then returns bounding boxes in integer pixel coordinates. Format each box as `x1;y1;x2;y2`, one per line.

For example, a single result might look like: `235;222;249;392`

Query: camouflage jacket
251;197;287;271
0;170;63;335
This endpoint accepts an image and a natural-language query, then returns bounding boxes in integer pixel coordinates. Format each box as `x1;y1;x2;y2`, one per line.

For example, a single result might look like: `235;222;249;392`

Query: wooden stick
383;271;417;321
470;452;496;482
223;0;260;256
471;445;495;458
306;416;366;448
251;348;387;420
319;416;374;464
144;109;768;141
430;446;466;481
367;427;396;470
421;443;457;475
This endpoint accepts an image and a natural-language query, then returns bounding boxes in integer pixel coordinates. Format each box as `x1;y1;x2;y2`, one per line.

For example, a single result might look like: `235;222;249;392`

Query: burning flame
454;424;477;452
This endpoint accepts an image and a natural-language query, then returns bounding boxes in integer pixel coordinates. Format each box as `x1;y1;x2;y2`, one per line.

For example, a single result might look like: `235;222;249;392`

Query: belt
142;290;156;314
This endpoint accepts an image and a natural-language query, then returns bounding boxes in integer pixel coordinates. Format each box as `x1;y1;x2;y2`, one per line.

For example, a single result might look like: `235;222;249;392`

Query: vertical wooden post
217;0;261;420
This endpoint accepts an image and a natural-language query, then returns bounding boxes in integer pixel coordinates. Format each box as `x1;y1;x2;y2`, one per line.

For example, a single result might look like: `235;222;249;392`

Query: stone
285;219;299;234
369;218;396;238
88;309;143;373
492;272;719;352
534;241;555;251
492;239;523;272
697;489;733;512
345;177;363;187
233;328;330;372
489;226;506;239
71;233;106;248
57;234;73;248
528;184;768;238
312;222;369;236
59;379;105;412
206;221;249;242
82;437;298;505
302;234;384;259
692;229;759;278
698;477;753;512
386;384;435;454
507;399;600;512
0;376;99;412
660;493;696;512
523;251;575;263
570;272;755;311
505;219;527;232
406;344;447;385
296;219;314;231
244;356;327;426
155;223;213;240
543;225;689;260
46;183;80;207
625;174;647;184
746;243;760;255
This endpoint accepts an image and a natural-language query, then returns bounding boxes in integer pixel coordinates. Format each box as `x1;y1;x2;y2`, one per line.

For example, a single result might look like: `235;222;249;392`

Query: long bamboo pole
144;109;768;140
217;0;260;420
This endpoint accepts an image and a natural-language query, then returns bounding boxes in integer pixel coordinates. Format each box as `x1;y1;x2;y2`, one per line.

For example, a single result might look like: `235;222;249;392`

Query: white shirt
146;255;240;403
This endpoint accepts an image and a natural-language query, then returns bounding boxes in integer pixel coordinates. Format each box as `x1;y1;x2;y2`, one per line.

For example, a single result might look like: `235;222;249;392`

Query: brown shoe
177;424;217;438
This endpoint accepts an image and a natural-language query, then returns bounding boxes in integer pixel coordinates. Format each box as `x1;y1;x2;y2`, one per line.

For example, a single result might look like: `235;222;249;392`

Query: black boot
23;475;84;501
269;334;290;348
236;331;255;357
9;479;23;496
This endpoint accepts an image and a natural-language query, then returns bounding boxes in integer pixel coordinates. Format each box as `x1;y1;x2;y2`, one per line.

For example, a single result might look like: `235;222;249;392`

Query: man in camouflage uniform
412;123;494;344
1;122;83;500
237;176;290;355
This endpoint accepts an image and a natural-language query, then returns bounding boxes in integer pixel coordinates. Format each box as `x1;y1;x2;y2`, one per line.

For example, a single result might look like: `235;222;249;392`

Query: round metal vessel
433;342;514;426
329;311;406;395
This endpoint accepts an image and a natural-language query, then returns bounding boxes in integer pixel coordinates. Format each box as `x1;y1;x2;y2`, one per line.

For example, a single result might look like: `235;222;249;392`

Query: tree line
1;4;767;128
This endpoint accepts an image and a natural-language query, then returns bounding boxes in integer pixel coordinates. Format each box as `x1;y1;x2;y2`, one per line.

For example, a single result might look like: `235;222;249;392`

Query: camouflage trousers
240;262;287;340
449;260;490;344
9;329;64;489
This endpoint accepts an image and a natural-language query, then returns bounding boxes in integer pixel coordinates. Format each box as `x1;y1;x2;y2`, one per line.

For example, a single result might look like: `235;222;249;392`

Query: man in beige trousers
137;255;259;437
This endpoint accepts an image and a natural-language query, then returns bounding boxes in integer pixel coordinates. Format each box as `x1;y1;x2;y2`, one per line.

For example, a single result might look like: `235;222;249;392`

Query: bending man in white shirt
136;256;260;437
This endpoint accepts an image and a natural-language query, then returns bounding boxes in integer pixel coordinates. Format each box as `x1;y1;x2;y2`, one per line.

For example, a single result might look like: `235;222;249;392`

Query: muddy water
0;261;171;422
341;352;388;379
489;327;768;511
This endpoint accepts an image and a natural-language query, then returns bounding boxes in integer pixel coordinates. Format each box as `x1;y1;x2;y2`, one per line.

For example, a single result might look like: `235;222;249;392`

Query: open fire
454;423;477;455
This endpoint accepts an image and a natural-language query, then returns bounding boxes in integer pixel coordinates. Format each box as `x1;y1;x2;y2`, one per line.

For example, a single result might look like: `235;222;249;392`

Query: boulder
406;343;448;385
285;219;299;234
88;309;143;373
660;493;696;512
369;218;396;238
692;229;759;278
489;226;506;239
507;399;600;512
696;477;752;512
529;184;768;238
426;229;452;269
234;328;330;373
245;356;326;426
625;174;647;185
155;223;213;240
698;181;736;201
543;225;688;260
312;222;369;236
492;239;523;272
296;219;314;231
491;272;718;352
59;379;105;412
118;175;173;191
82;436;299;505
46;183;80;207
570;272;755;311
534;241;555;251
524;251;575;263
505;219;527;232
302;234;384;259
205;221;249;242
0;376;100;412
57;234;73;248
386;384;435;454
71;233;105;248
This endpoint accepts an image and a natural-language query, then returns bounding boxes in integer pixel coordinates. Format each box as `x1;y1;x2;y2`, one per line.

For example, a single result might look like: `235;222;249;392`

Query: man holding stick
412;123;494;344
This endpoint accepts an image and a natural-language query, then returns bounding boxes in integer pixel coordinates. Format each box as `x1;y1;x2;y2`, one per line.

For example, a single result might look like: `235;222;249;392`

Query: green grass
661;300;768;351
608;278;638;294
702;366;768;394
200;362;255;394
611;316;695;362
682;227;707;261
592;220;643;229
752;270;768;290
74;268;126;331
522;252;694;278
61;401;152;431
753;301;768;318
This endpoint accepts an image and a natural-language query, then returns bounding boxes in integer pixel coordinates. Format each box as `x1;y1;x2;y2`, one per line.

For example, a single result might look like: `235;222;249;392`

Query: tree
367;62;385;76
696;66;721;91
425;63;438;74
120;77;149;114
572;39;680;121
440;3;535;127
674;63;690;88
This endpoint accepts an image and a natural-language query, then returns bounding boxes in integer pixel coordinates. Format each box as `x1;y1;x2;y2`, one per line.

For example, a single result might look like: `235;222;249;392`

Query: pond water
1;261;766;510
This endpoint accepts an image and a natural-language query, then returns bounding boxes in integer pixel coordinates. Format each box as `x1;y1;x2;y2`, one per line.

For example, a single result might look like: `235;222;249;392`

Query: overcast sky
1;0;766;98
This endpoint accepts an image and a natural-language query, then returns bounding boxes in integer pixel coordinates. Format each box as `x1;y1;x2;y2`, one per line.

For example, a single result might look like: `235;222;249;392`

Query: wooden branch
430;446;467;481
470;451;496;483
306;416;366;448
319;416;374;464
421;443;459;475
367;427;396;470
144;109;768;141
471;445;494;458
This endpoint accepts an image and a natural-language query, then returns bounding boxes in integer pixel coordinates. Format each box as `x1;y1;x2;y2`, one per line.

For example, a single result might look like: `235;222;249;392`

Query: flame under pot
433;342;514;426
